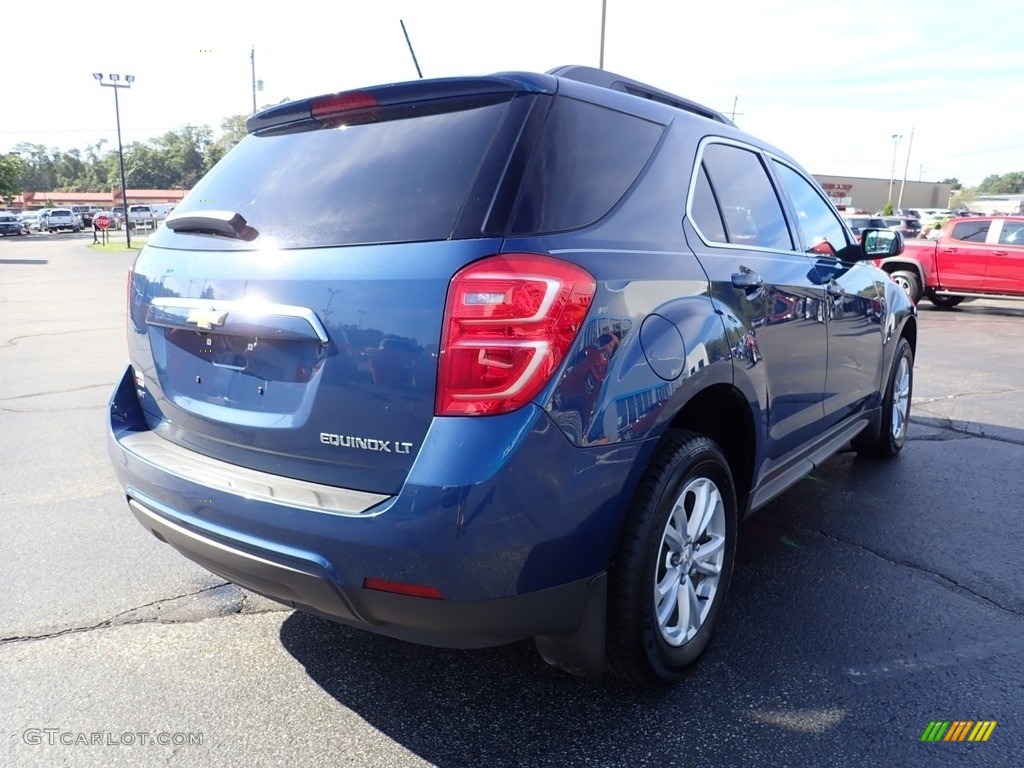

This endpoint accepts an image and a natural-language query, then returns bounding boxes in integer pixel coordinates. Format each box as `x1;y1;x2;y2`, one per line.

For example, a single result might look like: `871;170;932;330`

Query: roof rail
547;65;734;126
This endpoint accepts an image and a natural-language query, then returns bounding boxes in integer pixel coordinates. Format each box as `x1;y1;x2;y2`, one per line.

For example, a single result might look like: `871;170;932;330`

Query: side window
700;143;792;251
951;220;990;243
998;222;1024;245
689;164;727;243
772;161;857;260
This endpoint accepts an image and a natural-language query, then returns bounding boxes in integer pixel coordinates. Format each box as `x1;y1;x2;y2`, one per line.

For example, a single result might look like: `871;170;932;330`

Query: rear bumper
127;493;600;648
108;366;647;649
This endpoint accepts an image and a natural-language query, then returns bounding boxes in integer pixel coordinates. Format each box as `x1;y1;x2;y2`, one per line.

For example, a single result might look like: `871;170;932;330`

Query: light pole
887;133;903;208
93;72;134;248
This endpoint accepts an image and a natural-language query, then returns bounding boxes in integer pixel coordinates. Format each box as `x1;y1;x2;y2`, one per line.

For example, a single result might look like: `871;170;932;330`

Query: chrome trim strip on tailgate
147;297;329;344
119;431;389;515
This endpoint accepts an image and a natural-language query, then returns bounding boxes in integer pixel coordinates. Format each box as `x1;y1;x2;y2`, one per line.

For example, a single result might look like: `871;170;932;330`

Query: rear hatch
129;76;555;494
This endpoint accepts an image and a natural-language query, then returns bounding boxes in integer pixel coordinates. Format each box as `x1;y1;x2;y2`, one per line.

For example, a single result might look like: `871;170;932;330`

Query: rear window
163;98;517;249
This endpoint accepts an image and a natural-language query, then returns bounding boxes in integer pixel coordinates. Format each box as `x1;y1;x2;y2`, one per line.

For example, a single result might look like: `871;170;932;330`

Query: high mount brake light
436;254;596;416
310;91;380;120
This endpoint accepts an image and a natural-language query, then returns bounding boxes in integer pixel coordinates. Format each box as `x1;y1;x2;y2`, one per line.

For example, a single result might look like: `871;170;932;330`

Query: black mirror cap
861;228;904;259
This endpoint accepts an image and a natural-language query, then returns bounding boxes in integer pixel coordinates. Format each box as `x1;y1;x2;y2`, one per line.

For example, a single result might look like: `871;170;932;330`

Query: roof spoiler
548;65;735;126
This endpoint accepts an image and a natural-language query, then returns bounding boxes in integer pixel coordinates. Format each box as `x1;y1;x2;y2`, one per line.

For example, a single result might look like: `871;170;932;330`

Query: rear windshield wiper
165;211;259;241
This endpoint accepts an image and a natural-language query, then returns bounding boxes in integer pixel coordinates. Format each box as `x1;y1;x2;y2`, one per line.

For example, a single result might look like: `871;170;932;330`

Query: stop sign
95;214;111;230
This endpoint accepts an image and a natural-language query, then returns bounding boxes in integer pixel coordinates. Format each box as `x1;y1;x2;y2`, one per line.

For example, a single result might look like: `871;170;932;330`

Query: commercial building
812;174;953;213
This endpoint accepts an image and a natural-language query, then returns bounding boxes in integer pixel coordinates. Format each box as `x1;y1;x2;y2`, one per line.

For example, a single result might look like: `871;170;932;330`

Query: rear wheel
927;292;964;309
853;336;913;457
606;431;737;686
889;270;922;304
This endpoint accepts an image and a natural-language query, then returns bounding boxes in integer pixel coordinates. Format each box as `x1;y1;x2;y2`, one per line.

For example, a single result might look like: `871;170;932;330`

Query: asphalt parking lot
1;236;1021;767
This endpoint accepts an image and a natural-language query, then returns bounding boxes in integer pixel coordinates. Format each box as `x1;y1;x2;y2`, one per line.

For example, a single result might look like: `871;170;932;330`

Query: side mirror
861;228;903;259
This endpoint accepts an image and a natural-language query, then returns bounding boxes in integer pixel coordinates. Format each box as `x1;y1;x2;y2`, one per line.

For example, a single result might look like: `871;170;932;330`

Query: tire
606;430;737;686
927;292;964;310
889;270;922;304
853;336;913;457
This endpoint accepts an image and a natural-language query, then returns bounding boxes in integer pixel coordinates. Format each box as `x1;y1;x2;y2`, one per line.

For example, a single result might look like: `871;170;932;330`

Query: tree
0;154;23;205
12;143;57;192
939;177;962;191
978;172;1024;195
154;125;214;189
203;115;249;172
881;201;894;216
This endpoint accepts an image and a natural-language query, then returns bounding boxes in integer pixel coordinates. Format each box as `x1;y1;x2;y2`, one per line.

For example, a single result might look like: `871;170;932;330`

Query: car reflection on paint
556;331;621;418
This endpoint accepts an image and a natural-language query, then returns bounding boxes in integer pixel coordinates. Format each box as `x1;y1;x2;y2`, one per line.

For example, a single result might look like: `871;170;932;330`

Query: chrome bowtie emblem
186;308;228;330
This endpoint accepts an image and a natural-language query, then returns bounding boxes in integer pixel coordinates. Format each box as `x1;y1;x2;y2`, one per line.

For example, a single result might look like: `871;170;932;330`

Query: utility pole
887;133;903;206
250;46;264;113
897;127;914;211
728;96;743;122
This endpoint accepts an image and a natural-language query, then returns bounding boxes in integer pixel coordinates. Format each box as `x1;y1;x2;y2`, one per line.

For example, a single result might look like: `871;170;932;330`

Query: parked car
874;215;1024;306
883;216;922;239
107;65;916;686
0;212;24;236
18;211;41;232
71;205;100;227
40;209;82;232
91;210;120;230
127;204;156;230
842;215;889;242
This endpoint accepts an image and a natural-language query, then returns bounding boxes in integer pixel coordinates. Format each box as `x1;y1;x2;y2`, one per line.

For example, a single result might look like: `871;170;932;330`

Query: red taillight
436;254;596;416
363;578;443;600
310;91;379;120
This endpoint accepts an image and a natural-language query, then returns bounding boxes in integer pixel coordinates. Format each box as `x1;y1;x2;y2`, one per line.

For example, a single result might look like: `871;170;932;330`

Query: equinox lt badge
320;433;413;454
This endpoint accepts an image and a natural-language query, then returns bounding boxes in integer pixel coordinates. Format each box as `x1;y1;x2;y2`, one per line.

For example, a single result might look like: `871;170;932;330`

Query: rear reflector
436;254;596;416
363;578;444;600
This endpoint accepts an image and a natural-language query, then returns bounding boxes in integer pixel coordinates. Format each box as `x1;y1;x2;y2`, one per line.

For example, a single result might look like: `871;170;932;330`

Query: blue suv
107;66;915;686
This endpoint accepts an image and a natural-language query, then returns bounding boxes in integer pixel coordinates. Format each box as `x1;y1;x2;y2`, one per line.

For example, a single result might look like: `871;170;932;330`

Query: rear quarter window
508;97;663;234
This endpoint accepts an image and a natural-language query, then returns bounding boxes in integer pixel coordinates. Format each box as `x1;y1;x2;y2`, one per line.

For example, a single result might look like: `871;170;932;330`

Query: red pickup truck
874;215;1024;308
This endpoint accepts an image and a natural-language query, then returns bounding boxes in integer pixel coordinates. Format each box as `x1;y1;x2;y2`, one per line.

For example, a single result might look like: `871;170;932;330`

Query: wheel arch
662;383;756;516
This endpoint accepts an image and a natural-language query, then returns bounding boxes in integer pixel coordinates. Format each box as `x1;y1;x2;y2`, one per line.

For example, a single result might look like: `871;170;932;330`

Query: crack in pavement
913;387;1021;405
0;327;121;350
0;383;113;403
0;582;289;647
782;523;1023;620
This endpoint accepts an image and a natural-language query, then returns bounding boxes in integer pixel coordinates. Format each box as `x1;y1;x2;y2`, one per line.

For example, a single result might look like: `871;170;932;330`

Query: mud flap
534;573;607;678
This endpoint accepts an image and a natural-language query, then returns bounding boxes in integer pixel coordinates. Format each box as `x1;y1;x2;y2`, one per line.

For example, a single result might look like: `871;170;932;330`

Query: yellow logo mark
186;309;228;331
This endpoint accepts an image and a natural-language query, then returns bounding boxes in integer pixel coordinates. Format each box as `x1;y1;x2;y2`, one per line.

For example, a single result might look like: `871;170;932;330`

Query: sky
4;0;1023;188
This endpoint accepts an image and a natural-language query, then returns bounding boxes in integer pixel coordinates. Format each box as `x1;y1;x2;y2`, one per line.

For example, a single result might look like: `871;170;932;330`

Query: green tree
977;172;1024;194
0;153;24;205
203;115;248;172
881;201;894;216
154;125;214;188
939;177;962;191
12;143;57;192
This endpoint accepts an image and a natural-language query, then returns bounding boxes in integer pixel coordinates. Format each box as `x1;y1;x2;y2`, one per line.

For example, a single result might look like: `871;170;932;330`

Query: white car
18;211;41;233
40;209;83;233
